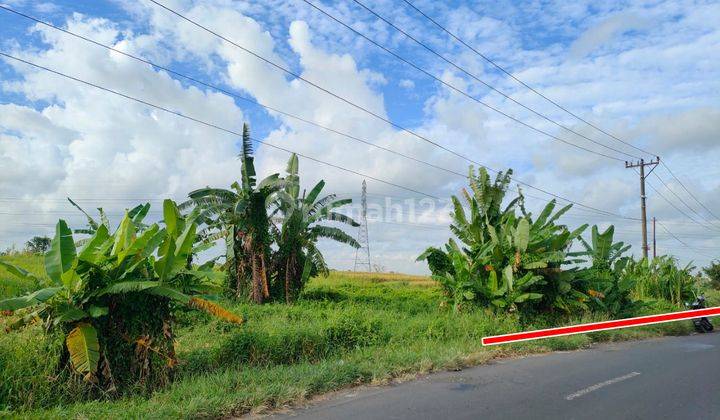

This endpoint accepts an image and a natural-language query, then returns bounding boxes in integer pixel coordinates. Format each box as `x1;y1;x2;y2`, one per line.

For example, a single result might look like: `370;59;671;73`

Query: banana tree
449;166;519;251
423;239;543;312
68;197;150;236
429;242;481;312
420;167;588;313
519;200;589;313
578;225;642;316
272;154;359;302
185;124;283;303
626;255;698;305
0;200;242;392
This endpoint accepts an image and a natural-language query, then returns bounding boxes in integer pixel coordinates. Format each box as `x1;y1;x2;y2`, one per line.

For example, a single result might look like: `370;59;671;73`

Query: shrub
418;166;587;314
703;260;720;290
325;310;388;349
627;256;699;305
0;200;243;396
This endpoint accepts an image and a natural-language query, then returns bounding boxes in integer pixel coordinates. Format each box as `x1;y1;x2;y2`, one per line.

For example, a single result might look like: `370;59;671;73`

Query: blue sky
0;0;719;273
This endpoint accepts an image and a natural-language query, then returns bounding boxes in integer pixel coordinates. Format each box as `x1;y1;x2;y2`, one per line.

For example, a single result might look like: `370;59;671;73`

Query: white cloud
0;11;245;244
0;0;719;272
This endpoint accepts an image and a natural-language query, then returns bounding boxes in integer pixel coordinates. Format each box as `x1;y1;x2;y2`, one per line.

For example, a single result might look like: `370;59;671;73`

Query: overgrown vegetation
0;200;243;396
0;152;715;417
419;167;707;319
183;125;358;303
704;260;720;290
1;265;706;417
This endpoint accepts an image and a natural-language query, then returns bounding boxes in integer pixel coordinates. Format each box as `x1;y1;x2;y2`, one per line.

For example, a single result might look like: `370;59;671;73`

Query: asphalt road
270;333;720;419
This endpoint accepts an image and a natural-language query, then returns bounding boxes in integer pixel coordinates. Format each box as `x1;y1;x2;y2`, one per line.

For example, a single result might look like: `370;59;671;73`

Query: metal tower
353;180;371;272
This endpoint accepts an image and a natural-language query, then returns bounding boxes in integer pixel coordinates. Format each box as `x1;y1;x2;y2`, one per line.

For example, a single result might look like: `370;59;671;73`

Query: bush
210;309;388;369
325;310;388;349
703;260;720;290
0;201;243;397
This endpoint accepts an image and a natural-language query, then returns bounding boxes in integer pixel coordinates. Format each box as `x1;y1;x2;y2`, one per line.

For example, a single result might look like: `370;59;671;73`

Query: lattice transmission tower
353;180;371;272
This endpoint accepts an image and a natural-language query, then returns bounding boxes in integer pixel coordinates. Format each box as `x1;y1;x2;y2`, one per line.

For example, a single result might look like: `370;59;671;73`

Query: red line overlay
482;306;720;346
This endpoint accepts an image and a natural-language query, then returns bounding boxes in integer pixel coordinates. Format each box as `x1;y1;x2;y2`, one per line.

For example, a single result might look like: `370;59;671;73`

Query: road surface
270;333;720;419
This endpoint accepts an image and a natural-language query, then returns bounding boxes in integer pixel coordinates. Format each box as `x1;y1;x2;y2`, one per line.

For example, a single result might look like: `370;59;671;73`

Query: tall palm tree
186;124;283;303
273;154;360;302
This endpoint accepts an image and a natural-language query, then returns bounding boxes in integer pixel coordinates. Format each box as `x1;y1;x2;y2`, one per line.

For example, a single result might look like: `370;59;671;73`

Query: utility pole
652;217;656;259
353;180;371;272
625;157;660;259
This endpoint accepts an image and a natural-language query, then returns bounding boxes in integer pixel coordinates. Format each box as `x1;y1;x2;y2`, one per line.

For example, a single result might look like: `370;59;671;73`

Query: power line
344;0;642;161
144;0;636;220
8;1;701;263
399;0;658;159
645;179;720;233
0;5;473;187
656;221;716;259
300;0;629;162
3;214;718;241
398;0;720;231
0;51;438;200
0;196;637;221
652;219;720;227
651;171;719;228
0;194;639;222
142;0;716;260
0;4;647;233
661;162;720;222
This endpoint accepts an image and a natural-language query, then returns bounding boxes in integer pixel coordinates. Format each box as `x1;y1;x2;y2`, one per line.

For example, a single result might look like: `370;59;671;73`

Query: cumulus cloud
0;0;718;272
0;11;245;242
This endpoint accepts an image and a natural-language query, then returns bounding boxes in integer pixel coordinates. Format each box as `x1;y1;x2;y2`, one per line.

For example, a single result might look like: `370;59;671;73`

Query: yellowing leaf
66;322;100;377
588;289;605;299
188;298;244;324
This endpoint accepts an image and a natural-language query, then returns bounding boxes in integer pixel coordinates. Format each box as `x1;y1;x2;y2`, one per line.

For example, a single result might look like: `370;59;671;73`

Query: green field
2;253;708;418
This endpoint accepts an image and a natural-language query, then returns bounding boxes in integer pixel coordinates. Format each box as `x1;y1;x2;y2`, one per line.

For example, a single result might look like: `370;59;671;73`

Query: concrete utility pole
625;157;660;259
652;217;657;259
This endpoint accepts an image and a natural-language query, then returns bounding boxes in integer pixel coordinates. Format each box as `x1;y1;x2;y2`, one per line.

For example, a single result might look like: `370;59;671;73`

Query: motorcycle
686;295;714;333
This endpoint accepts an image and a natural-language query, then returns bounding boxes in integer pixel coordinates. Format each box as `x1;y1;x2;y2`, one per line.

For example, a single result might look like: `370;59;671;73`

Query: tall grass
0;252;47;299
0;258;701;418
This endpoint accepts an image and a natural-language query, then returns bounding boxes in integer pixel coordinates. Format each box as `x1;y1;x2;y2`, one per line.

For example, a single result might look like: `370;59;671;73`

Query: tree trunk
234;250;249;300
285;257;292;304
251;254;263;304
260;253;270;299
232;227;245;299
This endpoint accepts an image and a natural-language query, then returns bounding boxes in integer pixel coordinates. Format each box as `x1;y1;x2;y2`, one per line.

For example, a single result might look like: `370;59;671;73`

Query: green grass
0;257;708;419
0;253;48;299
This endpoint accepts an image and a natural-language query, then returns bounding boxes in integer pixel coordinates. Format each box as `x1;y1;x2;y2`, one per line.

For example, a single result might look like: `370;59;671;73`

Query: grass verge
0;256;713;419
